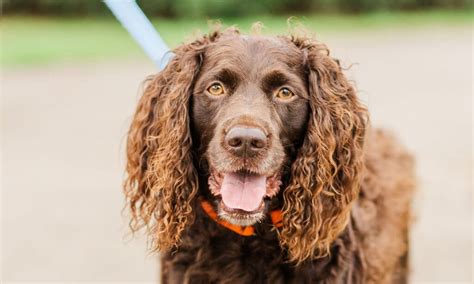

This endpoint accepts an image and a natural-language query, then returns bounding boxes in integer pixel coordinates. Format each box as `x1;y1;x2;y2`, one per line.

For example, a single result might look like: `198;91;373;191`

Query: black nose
225;127;267;157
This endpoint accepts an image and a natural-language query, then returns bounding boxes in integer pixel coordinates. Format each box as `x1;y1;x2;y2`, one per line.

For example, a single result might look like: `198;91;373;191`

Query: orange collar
200;199;283;237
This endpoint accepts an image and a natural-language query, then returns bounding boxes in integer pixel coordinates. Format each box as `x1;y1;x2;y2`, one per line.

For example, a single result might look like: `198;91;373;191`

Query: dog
124;27;415;283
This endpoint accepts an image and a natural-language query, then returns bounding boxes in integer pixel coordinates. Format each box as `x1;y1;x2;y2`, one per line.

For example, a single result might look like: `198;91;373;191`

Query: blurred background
1;0;472;283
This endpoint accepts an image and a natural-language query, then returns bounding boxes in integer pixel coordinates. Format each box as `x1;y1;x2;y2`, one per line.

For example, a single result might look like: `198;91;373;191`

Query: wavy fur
125;31;225;250
125;27;414;283
279;36;368;263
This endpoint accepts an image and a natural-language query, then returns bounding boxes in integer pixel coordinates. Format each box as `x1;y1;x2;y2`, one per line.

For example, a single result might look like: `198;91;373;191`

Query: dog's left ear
280;36;368;264
124;32;220;251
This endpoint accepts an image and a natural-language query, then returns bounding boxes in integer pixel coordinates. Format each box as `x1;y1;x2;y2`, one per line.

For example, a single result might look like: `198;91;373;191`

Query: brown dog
124;27;415;283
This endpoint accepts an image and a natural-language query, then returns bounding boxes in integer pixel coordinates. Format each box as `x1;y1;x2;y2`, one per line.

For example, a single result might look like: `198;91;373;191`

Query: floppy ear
124;33;219;250
280;37;368;263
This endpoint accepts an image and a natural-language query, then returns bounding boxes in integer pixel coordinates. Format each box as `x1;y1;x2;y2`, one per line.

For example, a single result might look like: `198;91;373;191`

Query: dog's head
125;28;367;263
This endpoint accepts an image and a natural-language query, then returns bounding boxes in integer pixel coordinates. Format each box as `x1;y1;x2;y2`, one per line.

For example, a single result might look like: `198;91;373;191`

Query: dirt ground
2;25;472;283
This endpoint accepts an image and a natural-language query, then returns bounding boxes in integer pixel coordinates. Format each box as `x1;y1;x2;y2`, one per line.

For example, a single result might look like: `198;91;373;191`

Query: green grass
1;10;472;68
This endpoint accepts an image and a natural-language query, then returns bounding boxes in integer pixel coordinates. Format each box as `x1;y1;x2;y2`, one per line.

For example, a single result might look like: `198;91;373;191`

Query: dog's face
191;36;309;225
125;28;367;263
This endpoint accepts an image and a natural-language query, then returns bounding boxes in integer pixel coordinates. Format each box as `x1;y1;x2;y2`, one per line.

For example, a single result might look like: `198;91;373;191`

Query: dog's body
125;28;415;284
161;129;414;284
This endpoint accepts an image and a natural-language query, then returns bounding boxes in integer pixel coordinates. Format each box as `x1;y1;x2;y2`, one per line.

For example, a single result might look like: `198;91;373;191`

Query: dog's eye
207;83;225;96
275;87;295;100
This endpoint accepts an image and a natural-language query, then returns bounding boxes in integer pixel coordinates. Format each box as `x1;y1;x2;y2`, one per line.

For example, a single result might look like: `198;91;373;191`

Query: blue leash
104;0;173;70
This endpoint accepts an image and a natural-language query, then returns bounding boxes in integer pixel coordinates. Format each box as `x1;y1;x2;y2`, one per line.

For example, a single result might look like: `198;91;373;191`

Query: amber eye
276;87;295;100
207;82;225;96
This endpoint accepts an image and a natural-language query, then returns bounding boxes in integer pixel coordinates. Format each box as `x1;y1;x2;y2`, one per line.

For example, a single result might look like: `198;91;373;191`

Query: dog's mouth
208;169;281;225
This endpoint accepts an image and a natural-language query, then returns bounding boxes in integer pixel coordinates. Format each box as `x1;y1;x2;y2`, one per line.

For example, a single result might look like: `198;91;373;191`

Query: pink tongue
220;173;267;211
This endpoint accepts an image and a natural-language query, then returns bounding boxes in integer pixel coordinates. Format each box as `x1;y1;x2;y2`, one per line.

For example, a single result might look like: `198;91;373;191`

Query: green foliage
2;0;471;16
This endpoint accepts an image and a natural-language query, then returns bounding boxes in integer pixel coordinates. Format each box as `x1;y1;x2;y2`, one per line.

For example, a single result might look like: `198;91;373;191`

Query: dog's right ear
124;31;222;251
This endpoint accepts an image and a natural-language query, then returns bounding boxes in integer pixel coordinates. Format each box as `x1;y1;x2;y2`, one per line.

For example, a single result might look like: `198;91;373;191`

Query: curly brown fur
125;27;415;283
125;30;223;249
279;35;368;264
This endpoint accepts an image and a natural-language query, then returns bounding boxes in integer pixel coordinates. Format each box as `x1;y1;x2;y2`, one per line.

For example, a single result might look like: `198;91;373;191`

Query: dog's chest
161;215;362;284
